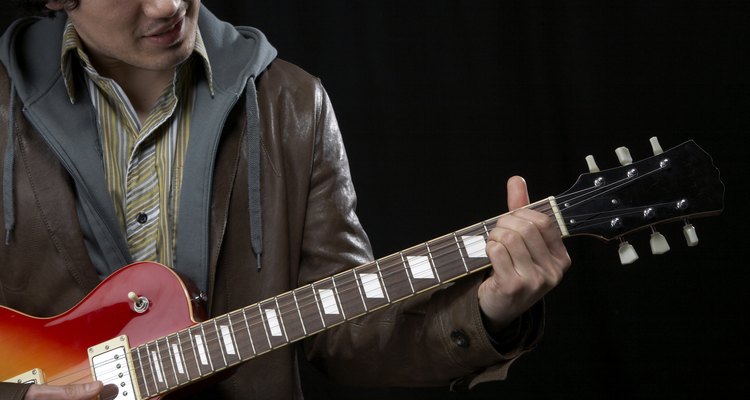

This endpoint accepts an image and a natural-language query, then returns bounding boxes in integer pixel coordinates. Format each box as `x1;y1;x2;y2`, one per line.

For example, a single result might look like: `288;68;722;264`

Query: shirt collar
60;19;214;103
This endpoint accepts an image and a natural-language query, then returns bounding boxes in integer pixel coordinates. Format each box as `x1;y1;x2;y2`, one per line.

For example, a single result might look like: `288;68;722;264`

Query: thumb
25;381;104;400
506;175;530;210
75;381;105;399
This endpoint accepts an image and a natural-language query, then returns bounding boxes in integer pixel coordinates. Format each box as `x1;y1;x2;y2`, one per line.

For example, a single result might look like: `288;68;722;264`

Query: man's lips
145;17;183;37
144;18;185;46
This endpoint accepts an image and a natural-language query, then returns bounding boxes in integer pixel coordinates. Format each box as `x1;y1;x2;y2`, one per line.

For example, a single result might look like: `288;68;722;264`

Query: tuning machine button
615;146;633;166
650;136;664;155
585;155;600;173
618;239;639;265
683;223;699;247
649;227;671;255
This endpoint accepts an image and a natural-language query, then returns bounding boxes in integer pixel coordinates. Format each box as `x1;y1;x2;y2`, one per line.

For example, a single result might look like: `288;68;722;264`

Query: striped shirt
60;20;214;266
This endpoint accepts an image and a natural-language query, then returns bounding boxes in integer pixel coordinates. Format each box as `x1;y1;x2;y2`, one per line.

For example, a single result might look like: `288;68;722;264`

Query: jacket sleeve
0;383;30;400
298;81;545;390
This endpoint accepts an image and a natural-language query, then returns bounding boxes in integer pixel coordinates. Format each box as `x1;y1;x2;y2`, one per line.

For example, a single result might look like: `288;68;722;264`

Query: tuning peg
683;223;699;247
649;227;671;255
649;136;664;155
585;155;600;173
615;146;633;166
618;239;639;264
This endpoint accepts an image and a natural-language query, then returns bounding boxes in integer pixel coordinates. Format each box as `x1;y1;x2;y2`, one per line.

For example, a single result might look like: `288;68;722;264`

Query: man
0;1;570;399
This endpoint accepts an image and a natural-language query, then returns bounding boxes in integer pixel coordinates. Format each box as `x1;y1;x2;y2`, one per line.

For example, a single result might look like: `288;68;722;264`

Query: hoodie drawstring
3;82;15;245
245;77;263;270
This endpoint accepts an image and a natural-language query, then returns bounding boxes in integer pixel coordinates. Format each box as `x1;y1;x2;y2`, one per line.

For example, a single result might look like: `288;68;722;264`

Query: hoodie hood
0;5;277;292
0;6;277;106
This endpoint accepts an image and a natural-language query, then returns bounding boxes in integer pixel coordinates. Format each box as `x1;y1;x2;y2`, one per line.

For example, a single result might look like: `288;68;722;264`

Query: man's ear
45;1;66;11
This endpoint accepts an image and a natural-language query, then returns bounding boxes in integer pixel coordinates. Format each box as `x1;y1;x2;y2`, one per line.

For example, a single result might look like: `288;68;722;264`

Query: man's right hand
24;381;103;400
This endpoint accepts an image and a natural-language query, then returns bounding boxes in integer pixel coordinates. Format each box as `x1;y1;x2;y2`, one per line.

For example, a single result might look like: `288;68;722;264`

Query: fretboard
128;198;562;398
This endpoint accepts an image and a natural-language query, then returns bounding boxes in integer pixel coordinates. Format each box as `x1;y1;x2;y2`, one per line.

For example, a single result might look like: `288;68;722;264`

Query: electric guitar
0;138;724;399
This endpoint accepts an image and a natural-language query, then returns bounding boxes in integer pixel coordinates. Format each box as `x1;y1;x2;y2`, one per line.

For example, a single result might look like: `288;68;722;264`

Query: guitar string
37;220;499;390
89;214;512;390
45;165;668;388
126;165;679;386
120;200;587;388
91;175;658;388
73;206;641;387
98;224;502;391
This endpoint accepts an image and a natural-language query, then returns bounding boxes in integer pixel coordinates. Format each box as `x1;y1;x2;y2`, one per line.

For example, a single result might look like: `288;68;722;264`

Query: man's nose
142;0;182;19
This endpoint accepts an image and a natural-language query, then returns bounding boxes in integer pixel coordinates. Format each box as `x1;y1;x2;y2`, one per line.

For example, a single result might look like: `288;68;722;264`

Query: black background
3;1;748;399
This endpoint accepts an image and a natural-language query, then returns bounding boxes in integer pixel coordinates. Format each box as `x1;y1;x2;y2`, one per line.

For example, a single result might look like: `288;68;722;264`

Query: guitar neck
128;198;563;398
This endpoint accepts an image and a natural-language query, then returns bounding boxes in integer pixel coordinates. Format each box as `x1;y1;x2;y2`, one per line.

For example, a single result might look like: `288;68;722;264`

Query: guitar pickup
88;335;141;400
3;368;46;384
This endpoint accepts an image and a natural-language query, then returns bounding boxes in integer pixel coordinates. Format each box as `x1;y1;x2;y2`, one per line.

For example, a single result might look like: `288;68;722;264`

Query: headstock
556;137;724;264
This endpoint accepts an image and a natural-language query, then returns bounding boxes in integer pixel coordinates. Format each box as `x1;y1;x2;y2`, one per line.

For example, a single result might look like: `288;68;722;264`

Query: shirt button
450;330;470;348
136;212;149;224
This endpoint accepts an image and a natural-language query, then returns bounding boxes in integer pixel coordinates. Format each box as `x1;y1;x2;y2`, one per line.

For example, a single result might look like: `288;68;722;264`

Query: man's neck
98;65;175;123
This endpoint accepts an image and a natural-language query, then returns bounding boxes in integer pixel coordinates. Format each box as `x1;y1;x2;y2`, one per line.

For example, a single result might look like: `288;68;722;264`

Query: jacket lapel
23;78;131;275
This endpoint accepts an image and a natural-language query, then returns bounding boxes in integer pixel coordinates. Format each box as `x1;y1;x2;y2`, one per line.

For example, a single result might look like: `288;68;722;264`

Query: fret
164;335;183;386
274;298;289;342
277;292;306;342
228;309;254;360
167;332;190;384
331;277;347;320
202;321;228;370
352;269;368;311
145;341;167;393
311;279;346;328
332;269;367;320
189;325;213;375
196;320;226;371
259;299;287;347
374;260;391;302
355;261;390;311
397;253;416;295
260;302;277;349
293;285;325;335
452;233;470;273
155;337;178;390
176;329;201;381
380;254;413;300
292;290;309;335
401;245;439;293
456;223;491;272
428;235;468;282
424;243;442;281
214;315;241;366
245;305;272;354
239;308;258;356
133;345;154;399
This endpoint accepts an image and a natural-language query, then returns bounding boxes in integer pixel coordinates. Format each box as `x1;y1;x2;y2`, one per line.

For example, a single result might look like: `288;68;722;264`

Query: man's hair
16;0;79;17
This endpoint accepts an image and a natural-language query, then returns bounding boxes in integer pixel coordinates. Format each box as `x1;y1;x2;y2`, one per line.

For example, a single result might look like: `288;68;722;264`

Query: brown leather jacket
0;9;542;400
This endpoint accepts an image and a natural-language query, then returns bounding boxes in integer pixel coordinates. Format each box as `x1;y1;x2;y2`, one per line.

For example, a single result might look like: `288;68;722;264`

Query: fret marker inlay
461;235;487;258
219;325;237;355
171;344;185;374
318;289;339;315
194;334;209;366
151;351;164;383
359;273;384;298
264;309;283;337
407;256;434;279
